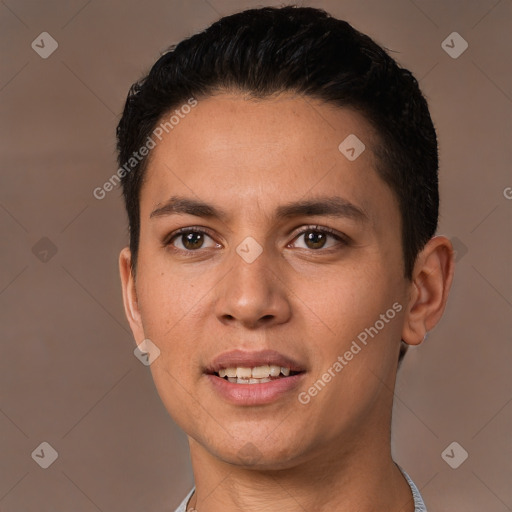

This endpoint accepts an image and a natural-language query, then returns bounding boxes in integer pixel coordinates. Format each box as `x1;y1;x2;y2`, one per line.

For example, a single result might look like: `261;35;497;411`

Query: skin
119;92;454;511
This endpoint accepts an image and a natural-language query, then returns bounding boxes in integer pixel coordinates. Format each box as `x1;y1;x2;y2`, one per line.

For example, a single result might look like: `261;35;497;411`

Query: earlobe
401;236;455;346
119;247;145;341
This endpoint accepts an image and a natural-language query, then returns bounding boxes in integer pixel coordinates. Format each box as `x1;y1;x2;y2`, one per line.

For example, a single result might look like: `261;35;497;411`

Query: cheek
136;259;207;333
135;258;222;378
291;260;402;380
136;265;208;421
148;359;206;439
293;270;402;434
293;261;388;332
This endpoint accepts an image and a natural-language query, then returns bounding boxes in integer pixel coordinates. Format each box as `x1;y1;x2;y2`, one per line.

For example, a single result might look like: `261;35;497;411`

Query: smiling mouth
212;365;302;384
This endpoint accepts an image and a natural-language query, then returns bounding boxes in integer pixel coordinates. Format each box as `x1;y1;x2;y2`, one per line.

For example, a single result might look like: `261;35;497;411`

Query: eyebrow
150;196;226;220
150;195;368;223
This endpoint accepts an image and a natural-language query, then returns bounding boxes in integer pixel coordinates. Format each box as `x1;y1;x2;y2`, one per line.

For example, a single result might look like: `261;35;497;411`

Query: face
121;92;413;469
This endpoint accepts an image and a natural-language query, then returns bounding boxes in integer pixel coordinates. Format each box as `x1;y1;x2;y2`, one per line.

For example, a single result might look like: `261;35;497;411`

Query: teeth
217;365;294;380
236;377;272;384
269;365;281;377
237;367;252;379
225;367;237;378
251;365;270;378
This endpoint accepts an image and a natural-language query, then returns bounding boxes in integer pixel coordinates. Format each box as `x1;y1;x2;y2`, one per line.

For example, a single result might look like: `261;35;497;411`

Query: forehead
140;93;394;224
148;92;377;164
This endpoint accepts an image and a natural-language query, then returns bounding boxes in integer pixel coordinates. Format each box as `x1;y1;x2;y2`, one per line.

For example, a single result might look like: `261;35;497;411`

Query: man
117;6;454;511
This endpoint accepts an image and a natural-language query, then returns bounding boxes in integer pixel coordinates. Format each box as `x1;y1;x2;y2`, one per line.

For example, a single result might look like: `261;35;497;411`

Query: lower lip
206;373;305;405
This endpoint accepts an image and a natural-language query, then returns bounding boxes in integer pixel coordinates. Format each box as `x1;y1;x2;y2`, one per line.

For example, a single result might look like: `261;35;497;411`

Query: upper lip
205;349;306;374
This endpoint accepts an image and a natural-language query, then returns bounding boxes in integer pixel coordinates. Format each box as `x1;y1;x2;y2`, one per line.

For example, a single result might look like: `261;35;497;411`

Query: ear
119;247;145;342
402;236;455;346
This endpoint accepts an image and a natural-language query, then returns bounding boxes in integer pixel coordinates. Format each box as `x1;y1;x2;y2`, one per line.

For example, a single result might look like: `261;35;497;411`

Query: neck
185;418;414;512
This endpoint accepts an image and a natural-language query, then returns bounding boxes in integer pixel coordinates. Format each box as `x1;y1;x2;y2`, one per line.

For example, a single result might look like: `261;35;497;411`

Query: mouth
204;349;307;404
205;349;306;382
210;365;303;384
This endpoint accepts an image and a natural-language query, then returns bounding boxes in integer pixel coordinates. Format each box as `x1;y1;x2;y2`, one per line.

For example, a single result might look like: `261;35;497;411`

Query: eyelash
163;225;350;255
290;225;349;250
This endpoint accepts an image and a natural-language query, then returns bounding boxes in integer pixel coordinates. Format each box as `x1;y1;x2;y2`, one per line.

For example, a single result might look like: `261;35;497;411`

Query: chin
205;433;307;471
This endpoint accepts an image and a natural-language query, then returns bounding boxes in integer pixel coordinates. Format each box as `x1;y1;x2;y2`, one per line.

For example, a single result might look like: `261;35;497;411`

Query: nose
214;245;292;329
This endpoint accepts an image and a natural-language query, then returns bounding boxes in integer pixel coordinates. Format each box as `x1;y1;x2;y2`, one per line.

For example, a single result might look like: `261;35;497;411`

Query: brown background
1;0;511;510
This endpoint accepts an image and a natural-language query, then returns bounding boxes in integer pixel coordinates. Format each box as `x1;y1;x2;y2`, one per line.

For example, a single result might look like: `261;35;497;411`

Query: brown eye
181;232;205;250
303;230;328;249
290;227;346;251
168;229;218;252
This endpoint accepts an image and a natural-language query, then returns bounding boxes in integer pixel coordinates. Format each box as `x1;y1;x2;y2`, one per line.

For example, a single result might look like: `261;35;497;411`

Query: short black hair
116;5;439;281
